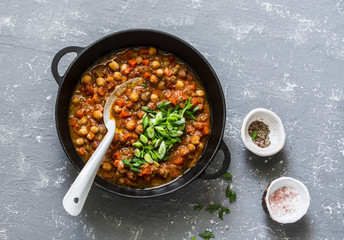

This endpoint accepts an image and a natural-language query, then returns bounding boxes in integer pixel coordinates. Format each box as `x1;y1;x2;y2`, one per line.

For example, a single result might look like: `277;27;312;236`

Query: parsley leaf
218;210;224;220
223;172;233;179
199;231;215;239
194;205;203;211
205;204;221;213
230;192;237;203
226;185;236;203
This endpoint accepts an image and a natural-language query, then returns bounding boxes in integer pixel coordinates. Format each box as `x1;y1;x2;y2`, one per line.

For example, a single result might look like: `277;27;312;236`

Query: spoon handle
63;123;116;216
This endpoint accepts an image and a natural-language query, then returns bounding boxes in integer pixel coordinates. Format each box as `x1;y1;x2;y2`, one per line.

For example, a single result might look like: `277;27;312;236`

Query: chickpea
196;89;205;97
150;93;159;102
151;61;160;69
72;96;80;105
93;110;103;121
97;87;106;96
175;80;184;89
113;71;122;81
126;120;136;131
136;56;143;64
75;138;84;146
96;77;106;86
190;135;200;145
81;74;92;84
106;76;114;83
129;92;139;102
158;81;165;90
187;143;196;152
78;127;88;136
90;126;99;134
103;162;112;172
135;124;143;134
148;47;157;56
150;74;158;84
120;63;129;72
113;105;122;113
109;61;119;71
156;68;164;77
79;116;88;125
179;147;190;157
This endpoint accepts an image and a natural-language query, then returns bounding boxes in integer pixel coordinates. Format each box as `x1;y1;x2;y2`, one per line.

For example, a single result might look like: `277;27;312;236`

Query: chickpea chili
68;47;211;188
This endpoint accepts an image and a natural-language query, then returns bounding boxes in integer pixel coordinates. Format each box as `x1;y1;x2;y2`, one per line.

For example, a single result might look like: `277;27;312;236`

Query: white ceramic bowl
241;108;286;157
263;177;310;224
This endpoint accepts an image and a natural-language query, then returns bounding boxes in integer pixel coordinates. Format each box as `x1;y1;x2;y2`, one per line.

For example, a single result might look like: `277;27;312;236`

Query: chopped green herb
192;105;200;113
223;172;233;179
132;142;143;148
123;159;131;165
147;126;155;138
218;209;224;220
252;129;258;140
218;207;230;220
144;153;153;164
130;165;141;173
221;206;230;214
199;231;214;239
194;205;203;211
230;192;236;203
191;237;196;240
134;149;141;158
142;82;146;87
141;106;153;112
126;99;200;170
226;185;236;203
205;204;221;214
225;185;230;198
142;114;149;129
140;134;148;144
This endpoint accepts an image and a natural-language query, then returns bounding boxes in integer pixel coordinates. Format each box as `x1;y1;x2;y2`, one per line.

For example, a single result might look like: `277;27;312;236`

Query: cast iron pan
51;29;230;198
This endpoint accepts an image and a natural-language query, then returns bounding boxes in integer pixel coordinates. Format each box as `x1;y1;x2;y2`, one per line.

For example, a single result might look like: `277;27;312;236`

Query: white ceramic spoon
63;77;142;216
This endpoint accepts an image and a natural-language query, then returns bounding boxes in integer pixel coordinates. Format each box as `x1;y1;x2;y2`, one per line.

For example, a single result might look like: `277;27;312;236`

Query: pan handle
51;46;84;86
199;140;231;180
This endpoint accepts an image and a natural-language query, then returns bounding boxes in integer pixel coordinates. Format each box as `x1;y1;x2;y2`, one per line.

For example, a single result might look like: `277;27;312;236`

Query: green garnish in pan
122;98;199;173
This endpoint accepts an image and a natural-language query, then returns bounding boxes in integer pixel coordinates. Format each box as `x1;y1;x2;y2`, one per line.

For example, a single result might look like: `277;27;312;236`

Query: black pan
51;29;230;198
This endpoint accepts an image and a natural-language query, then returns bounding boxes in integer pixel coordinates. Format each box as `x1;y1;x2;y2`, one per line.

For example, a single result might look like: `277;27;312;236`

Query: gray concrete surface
1;0;344;239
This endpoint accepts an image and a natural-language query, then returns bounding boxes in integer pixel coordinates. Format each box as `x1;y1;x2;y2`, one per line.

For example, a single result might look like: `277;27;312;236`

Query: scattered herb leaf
221;206;230;214
218;206;230;220
225;185;236;203
230;192;236;203
225;185;231;198
199;231;215;239
194;205;204;211
223;172;233;179
218;209;224;220
205;204;221;214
